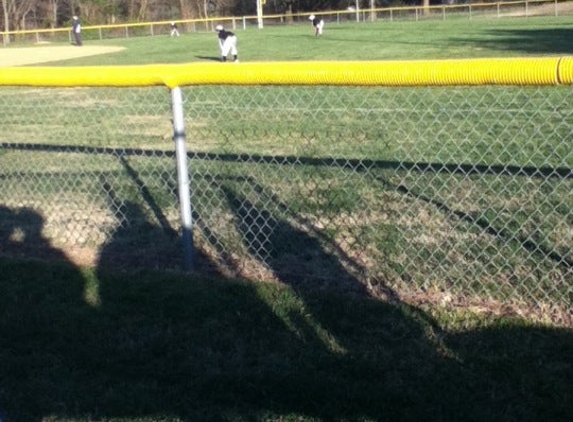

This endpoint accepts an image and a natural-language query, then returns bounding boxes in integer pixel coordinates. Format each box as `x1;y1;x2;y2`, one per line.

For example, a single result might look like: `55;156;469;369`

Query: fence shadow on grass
1;198;573;421
0;141;570;293
2;143;571;179
389;181;572;270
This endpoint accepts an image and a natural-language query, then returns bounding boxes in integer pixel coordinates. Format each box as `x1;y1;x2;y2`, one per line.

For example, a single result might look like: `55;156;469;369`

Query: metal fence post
171;86;194;271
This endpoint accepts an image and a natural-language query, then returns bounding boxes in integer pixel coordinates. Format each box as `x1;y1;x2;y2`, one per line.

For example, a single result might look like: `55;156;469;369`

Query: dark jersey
218;29;235;41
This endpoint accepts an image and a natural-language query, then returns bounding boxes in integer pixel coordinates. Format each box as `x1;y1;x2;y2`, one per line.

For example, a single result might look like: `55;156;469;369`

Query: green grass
21;15;573;66
1;83;569;309
1;15;572;422
0;257;572;422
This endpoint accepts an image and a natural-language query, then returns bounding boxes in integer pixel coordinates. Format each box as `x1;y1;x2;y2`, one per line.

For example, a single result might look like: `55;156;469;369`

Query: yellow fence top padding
558;56;573;85
1;57;572;88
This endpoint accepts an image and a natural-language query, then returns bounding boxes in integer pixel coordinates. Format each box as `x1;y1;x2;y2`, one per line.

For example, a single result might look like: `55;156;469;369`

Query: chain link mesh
0;85;571;321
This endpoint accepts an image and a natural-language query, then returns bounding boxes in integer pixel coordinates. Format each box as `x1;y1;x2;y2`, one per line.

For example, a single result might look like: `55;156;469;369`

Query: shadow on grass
453;27;573;55
195;55;223;62
391;183;572;269
0;141;569;293
2;203;572;421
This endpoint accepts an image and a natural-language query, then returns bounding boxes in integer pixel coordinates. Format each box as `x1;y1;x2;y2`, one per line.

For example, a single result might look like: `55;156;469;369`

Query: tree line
1;1;427;33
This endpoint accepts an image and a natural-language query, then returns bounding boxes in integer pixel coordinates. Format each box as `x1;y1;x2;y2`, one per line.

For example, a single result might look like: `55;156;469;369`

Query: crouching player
215;25;238;63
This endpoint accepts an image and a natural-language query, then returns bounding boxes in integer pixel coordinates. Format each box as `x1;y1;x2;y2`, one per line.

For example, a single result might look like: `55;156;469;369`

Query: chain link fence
0;84;571;323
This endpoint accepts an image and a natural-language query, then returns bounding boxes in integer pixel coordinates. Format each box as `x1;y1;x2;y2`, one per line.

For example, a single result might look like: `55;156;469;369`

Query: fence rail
0;60;571;325
2;0;573;46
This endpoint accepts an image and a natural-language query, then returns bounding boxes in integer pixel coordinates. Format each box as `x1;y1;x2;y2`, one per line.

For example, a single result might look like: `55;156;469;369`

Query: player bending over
215;25;238;63
309;15;324;36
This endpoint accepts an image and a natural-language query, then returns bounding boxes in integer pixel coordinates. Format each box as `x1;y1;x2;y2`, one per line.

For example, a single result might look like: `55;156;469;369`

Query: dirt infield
0;45;125;67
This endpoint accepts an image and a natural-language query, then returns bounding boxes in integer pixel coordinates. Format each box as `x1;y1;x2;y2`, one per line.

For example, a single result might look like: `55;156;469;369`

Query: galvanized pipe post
171;86;194;271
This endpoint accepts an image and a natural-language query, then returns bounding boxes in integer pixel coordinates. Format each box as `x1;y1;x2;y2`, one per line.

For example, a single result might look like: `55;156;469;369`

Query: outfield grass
27;15;573;66
0;257;572;422
1;82;569;309
0;15;572;422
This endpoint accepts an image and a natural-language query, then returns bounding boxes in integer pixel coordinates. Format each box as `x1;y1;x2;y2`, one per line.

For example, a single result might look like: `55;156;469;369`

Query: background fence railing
0;60;571;325
2;0;573;46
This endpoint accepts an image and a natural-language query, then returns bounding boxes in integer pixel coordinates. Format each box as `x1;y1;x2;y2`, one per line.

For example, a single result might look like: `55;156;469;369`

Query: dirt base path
0;45;125;67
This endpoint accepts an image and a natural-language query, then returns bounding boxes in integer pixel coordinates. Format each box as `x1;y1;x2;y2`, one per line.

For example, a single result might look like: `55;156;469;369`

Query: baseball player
170;22;180;37
215;25;238;63
309;14;324;36
72;16;82;46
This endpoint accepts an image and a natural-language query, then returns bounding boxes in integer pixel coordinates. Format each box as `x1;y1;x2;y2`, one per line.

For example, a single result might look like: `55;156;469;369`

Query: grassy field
1;15;572;422
1;258;572;422
17;15;573;66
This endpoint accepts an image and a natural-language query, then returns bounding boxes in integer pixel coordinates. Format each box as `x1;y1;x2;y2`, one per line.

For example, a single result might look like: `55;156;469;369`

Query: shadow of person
218;185;573;421
86;190;444;420
224;185;368;296
97;192;182;270
83;188;441;420
444;323;573;421
98;167;225;274
195;55;224;62
0;205;69;263
0;205;95;421
1;201;571;421
219;186;451;418
90;199;304;418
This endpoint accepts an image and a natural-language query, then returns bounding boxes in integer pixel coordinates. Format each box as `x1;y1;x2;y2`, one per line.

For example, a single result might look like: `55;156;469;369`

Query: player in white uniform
309;14;324;36
170;22;180;37
215;25;238;62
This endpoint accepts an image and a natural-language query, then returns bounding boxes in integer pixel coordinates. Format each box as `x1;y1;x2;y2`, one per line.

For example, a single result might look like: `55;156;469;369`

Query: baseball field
0;10;572;422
